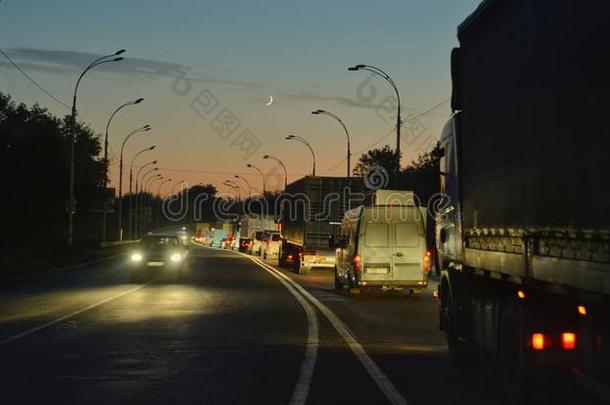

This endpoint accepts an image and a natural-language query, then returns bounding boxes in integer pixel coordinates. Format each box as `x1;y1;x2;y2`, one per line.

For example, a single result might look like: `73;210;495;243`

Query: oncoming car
129;233;190;281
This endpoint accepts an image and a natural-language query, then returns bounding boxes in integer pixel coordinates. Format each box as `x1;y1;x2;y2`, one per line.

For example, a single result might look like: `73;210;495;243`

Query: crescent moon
265;95;273;106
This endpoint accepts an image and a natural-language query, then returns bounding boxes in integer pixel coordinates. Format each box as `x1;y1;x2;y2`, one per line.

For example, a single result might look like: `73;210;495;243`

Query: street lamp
263;154;288;189
348;64;401;168
171;180;187;194
137;167;158;237
102;97;143;242
157;178;172;197
312;110;351;177
234;175;253;198
118;124;151;240
286;135;316;177
246;163;266;194
143;174;162;234
223;181;241;200
67;49;125;246
128;148;155;239
156;178;172;227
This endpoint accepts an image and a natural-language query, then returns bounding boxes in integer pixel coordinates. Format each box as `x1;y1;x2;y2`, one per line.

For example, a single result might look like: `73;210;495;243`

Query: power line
0;48;71;109
320;98;451;174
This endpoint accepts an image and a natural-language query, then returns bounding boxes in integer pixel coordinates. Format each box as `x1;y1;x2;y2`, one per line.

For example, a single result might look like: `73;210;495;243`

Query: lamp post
223;181;241;200
101;97;143;242
118;124;151;240
286;135;316;177
128;149;155;239
137;167;158;237
68;49;125;246
246;163;266;194
348;64;401;168
156;178;172;227
157;178;172;198
234;175;253;198
143;174;162;234
262;154;288;189
171;180;186;194
312;110;351;177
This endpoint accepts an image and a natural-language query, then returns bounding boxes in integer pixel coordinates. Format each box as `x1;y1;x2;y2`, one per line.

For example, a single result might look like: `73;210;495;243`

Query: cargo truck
239;215;276;253
436;0;610;399
278;176;365;274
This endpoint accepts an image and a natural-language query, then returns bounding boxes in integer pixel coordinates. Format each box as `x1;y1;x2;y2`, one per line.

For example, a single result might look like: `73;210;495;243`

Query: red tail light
353;254;362;273
562;332;576;350
532;333;547;350
423;251;432;273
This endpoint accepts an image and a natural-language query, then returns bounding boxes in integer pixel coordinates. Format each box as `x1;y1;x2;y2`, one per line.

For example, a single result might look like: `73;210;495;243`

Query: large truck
279;176;365;274
239;214;276;253
436;0;610;398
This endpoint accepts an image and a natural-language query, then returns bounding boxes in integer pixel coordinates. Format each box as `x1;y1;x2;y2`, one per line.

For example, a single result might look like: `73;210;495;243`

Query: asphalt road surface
0;245;603;404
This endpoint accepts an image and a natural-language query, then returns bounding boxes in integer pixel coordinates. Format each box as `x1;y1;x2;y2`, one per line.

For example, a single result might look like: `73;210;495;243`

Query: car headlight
131;253;143;262
170;253;182;263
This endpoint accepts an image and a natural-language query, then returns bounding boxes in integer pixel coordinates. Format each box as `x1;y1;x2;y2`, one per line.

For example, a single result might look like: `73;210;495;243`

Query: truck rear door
361;221;393;279
392;222;425;282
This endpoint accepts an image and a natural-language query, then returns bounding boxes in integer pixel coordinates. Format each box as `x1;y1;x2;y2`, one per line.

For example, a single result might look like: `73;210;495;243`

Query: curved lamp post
128;149;155;239
263;154;288;189
246;163;266;194
143;174;162;234
223;181;241;200
157;178;172;198
117;124;151;240
137;167;158;237
312;110;351;177
348;64;401;167
286;135;316;177
101;97;143;241
234;175;254;198
68;49;125;246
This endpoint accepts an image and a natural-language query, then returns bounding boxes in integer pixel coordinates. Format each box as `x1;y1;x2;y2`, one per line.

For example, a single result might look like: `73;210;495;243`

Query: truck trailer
279;176;365;274
436;0;610;399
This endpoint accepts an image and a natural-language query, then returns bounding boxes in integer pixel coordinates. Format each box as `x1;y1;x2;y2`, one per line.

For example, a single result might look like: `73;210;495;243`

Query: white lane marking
0;281;153;348
238;253;319;405
244;254;409;405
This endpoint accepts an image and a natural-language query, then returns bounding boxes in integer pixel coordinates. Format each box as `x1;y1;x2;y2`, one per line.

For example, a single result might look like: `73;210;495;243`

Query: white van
334;192;430;295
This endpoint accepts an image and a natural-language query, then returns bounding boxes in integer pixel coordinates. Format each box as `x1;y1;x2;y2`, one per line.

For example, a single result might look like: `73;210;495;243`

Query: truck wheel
442;289;477;364
334;266;344;291
499;298;527;400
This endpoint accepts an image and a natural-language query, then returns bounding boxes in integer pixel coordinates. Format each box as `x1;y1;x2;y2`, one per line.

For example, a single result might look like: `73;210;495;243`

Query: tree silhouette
0;92;106;249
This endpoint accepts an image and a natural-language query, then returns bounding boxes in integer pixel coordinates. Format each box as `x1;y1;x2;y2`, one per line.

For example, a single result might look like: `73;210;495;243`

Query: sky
0;0;481;197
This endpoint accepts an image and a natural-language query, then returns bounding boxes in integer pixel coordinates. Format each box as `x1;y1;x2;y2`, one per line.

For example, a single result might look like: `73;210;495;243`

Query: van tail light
530;332;577;351
531;333;547;351
562;332;576;350
423;251;432;273
352;254;362;273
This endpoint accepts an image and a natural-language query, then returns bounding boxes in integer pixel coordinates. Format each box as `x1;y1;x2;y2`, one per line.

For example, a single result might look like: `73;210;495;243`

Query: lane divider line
237;251;319;405
0;281;154;348
241;253;409;405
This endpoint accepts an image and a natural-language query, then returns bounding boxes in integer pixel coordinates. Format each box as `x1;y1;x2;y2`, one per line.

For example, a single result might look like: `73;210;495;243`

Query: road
0;245;602;404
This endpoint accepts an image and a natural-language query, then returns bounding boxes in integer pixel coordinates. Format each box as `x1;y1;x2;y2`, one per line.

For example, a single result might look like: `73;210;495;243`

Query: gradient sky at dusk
0;0;480;196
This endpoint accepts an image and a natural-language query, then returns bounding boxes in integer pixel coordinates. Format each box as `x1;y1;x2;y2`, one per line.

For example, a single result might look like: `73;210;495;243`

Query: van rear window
395;223;420;247
364;223;389;247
